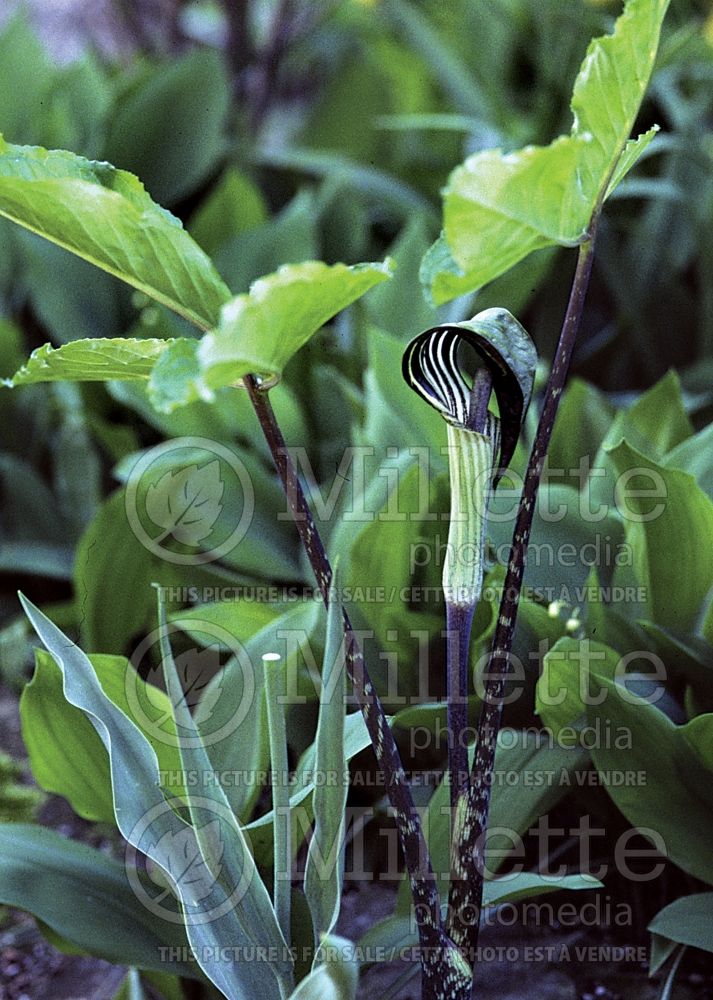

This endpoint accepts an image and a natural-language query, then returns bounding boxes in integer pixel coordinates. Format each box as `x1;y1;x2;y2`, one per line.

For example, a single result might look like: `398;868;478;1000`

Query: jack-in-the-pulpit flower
403;307;537;609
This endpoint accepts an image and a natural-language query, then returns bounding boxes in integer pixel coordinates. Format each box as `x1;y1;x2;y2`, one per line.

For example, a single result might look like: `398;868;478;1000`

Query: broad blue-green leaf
20;597;285;1000
664;422;713;499
428;0;670;301
148;260;392;412
602;371;693;462
305;578;348;948
483;871;601;908
288;935;358;1000
587;675;713;886
0;138;230;328
648;894;713;957
156;593;293;995
607;440;713;631
0;823;194;976
21;650;186;821
3;338;171;387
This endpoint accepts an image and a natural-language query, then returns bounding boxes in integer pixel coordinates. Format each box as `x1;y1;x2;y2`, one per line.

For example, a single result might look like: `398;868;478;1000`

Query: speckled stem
449;236;597;975
244;375;459;997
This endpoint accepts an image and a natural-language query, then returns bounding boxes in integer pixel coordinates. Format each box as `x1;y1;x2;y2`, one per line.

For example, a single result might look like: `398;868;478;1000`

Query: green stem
263;653;292;948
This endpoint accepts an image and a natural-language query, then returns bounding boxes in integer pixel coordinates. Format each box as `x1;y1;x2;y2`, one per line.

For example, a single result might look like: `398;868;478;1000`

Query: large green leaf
148;260;392;413
20;597;285;1000
587;675;713;886
0;137;230;328
607;440;713;631
305;580;348;948
427;0;669;302
104;49;230;207
3;338;171;387
536;637;621;745
21;649;187;821
0;823;194;976
649;894;713;957
288;935;358;1000
156;593;293;995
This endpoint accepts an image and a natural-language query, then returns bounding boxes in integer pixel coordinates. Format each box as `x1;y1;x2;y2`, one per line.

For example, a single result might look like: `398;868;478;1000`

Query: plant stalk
244;375;456;996
449;234;598;971
263;654;292;948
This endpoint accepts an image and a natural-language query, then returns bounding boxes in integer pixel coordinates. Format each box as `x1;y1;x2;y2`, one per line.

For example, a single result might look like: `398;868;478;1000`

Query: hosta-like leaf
148;260;392;412
20;650;186;822
649;894;713;957
0;137;230;327
20;596;285;1000
427;0;669;302
607;440;713;631
0;824;193;976
155;593;293;993
288;935;358;1000
3;338;171;387
587;675;713;886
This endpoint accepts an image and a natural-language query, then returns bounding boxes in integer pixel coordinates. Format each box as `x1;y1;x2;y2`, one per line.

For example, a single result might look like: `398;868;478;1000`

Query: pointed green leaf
305;573;348;948
0;823;193;976
607;440;713;631
587;675;713;885
0;138;230;328
155;591;293;994
429;0;669;301
148;261;392;412
3;337;173;387
21;649;187;819
19;596;284;1000
649;894;713;957
288;935;358;1000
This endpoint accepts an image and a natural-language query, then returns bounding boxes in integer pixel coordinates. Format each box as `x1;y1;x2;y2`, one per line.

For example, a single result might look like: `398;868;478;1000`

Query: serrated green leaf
148;261;392;412
0;138;230;328
3;338;172;387
0;824;194;976
429;0;669;301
